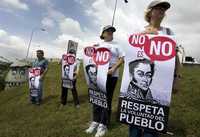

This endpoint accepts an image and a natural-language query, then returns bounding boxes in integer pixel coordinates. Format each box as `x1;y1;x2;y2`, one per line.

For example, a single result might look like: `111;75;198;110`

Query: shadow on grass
66;93;89;105
162;119;186;137
108;110;122;130
0;88;26;105
42;95;58;104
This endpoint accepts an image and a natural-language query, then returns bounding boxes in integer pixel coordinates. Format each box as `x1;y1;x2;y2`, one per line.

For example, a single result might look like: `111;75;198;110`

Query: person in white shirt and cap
85;25;124;137
129;0;182;137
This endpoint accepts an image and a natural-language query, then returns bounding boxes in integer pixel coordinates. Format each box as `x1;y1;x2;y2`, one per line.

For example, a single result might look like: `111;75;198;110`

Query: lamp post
25;28;46;60
112;0;128;26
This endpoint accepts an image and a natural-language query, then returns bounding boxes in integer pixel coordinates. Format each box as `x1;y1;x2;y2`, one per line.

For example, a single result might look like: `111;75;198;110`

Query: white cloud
40;4;65;29
0;30;26;49
46;8;65;21
34;0;52;6
59;18;84;38
0;0;29;11
0;29;8;37
80;0;200;61
8;35;25;47
0;29;27;60
0;29;63;60
41;17;55;28
1;0;200;62
53;34;89;59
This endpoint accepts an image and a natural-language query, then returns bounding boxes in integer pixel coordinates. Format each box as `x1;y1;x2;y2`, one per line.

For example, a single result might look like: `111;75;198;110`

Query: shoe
75;104;80;108
36;102;40;105
85;121;99;134
95;124;107;137
59;104;65;109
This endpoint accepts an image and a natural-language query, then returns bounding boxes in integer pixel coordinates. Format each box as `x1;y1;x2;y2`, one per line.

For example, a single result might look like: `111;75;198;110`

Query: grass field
0;63;199;137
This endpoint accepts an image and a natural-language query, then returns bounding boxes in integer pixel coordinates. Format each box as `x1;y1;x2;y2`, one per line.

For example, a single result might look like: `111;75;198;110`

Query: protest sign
83;46;111;108
118;34;176;133
29;67;41;97
61;40;78;88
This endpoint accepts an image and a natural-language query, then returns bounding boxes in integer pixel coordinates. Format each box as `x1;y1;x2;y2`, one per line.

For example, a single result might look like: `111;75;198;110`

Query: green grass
0;63;199;137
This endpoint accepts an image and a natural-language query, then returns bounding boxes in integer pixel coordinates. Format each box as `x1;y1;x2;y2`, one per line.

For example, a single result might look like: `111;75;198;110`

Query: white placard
118;34;176;133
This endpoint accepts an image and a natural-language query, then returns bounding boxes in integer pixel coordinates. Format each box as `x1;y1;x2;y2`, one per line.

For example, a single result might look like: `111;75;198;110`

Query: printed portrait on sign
67;40;78;55
29;76;40;89
63;64;70;78
85;64;97;89
125;58;159;104
30;77;36;89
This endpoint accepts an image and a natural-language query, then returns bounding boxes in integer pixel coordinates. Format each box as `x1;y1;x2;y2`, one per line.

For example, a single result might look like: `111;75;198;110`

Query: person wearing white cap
129;0;181;137
85;25;124;137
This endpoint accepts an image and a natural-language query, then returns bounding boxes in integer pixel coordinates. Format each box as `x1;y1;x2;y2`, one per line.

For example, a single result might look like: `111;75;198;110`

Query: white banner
28;67;41;97
118;34;176;133
83;46;111;108
61;40;78;88
61;53;76;88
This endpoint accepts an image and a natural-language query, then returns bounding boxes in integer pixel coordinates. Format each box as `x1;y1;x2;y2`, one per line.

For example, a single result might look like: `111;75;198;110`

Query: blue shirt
32;58;48;73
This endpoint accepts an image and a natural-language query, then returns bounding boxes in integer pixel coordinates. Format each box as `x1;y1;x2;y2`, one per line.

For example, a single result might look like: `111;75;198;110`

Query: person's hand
73;73;77;79
39;75;44;80
107;67;115;75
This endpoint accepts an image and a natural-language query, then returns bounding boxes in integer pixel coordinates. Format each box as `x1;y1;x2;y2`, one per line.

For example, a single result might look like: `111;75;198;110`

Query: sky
0;0;199;62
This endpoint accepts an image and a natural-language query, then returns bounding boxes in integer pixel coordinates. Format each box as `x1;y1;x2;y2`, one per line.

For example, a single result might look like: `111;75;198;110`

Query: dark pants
61;80;80;106
93;75;118;125
129;127;159;137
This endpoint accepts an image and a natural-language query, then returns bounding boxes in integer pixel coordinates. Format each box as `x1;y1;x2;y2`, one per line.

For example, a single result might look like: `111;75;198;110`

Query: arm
172;50;182;93
108;57;124;75
41;68;48;78
40;60;48;80
73;65;79;79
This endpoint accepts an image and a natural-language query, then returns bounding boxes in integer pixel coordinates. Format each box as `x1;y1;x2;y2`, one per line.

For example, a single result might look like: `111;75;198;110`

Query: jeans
129;126;159;137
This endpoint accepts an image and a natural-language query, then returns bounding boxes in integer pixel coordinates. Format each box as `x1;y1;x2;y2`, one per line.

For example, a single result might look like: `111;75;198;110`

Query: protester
85;25;124;137
60;49;80;108
31;50;48;105
129;0;181;137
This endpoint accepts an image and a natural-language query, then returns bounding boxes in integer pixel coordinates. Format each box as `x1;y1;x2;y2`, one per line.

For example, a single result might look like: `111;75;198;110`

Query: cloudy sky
0;0;199;62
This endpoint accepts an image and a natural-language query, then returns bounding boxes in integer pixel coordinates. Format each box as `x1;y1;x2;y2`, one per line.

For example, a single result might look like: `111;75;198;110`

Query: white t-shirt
157;26;174;35
157;27;181;55
97;41;125;77
144;26;180;51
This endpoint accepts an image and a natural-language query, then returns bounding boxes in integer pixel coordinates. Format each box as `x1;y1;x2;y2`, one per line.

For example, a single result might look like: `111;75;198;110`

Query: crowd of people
28;1;181;137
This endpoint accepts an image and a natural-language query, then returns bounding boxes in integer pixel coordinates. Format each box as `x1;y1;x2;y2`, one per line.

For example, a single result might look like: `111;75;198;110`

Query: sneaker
75;104;80;108
95;124;107;137
59;104;65;109
85;121;99;134
36;101;40;105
